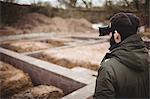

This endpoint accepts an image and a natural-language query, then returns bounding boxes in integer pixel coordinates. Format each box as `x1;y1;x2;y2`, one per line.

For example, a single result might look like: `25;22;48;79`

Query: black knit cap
109;12;140;40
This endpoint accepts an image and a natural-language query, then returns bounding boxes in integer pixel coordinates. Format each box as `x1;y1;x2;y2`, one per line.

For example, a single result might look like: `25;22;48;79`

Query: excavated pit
0;61;33;98
0;36;99;53
29;42;109;71
29;38;150;71
0;39;66;53
0;52;86;98
0;33;107;54
0;61;65;99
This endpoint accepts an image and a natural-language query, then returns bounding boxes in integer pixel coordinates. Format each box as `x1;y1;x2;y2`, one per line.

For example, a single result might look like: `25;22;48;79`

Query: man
94;12;149;98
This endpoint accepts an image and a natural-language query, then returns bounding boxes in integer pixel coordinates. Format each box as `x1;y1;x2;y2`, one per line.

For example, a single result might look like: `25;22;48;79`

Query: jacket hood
110;34;149;72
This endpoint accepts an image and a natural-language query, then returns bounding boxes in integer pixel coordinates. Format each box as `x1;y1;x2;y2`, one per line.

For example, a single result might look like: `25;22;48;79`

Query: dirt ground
0;61;33;98
2;41;52;53
39;42;109;71
0;61;64;98
1;39;66;53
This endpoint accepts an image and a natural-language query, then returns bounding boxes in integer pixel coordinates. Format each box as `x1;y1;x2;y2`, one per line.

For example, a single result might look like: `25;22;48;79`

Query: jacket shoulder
101;58;120;69
100;58;125;77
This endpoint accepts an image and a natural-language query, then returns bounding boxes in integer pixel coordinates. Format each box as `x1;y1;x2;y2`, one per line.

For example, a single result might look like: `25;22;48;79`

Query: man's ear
114;30;121;43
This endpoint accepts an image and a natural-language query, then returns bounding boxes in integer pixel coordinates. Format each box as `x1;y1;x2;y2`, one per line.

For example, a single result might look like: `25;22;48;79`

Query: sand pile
67;18;93;33
0;61;33;98
12;12;95;34
39;42;109;71
13;13;52;30
0;61;64;98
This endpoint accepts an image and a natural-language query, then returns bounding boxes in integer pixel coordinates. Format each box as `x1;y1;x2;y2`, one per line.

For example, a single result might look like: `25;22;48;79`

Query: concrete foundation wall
0;51;85;95
0;47;96;99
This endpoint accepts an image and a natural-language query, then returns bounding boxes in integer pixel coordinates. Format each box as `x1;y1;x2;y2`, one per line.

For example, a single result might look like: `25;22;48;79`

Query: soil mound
0;61;33;98
12;12;95;34
0;61;64;98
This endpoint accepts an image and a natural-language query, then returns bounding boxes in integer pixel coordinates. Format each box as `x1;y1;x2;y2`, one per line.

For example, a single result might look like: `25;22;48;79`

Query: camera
99;25;111;36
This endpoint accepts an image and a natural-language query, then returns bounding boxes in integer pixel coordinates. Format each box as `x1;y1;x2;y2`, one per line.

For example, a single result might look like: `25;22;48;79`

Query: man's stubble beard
109;34;119;51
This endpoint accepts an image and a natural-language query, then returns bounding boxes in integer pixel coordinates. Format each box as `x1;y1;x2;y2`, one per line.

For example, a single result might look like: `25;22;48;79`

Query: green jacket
94;34;150;99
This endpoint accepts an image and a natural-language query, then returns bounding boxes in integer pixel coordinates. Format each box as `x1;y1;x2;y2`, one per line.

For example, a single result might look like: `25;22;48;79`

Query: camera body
99;25;112;36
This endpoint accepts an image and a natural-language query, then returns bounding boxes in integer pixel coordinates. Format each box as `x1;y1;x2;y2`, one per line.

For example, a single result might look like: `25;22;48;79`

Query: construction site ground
0;30;110;98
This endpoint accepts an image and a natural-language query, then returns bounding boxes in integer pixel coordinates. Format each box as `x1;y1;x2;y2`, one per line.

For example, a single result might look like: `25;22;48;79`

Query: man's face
108;23;116;46
109;32;116;47
108;30;122;50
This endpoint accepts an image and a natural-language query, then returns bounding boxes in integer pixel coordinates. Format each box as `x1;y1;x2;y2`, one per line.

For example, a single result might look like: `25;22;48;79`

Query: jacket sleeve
93;62;116;99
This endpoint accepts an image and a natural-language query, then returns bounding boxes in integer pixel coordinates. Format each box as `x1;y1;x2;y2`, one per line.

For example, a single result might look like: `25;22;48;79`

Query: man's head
108;12;140;50
110;12;140;40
